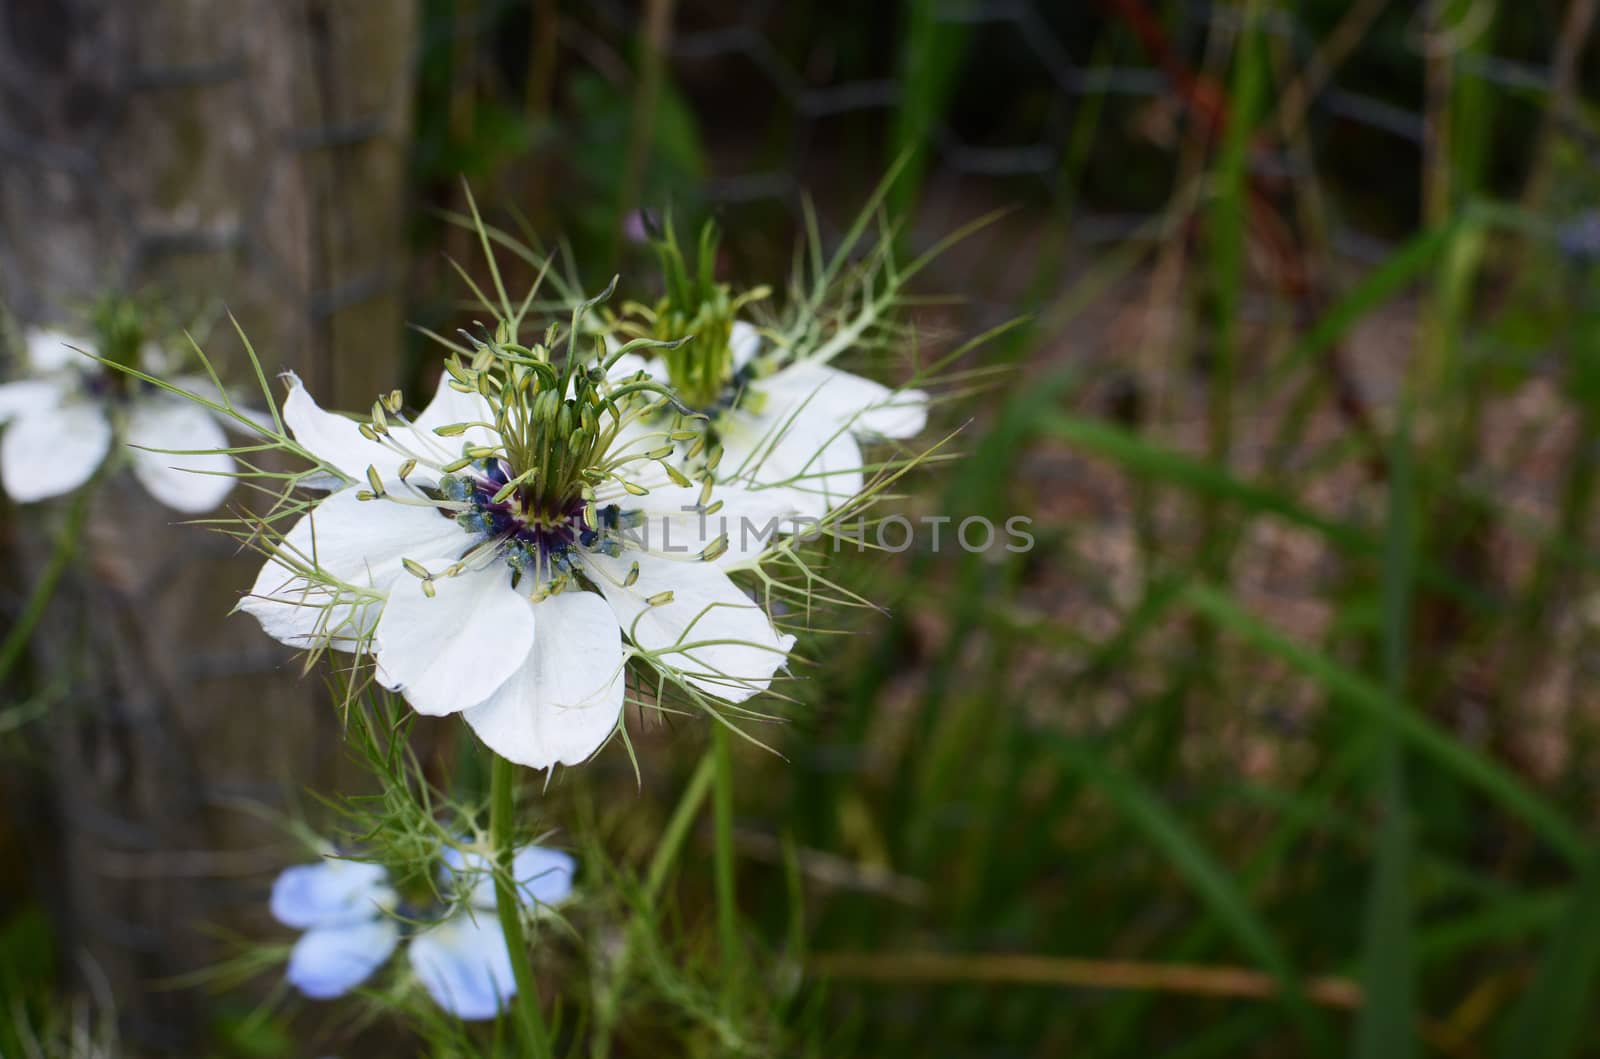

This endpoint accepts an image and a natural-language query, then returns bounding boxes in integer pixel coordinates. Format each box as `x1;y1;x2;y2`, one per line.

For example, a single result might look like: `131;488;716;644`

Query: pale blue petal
271;859;395;930
510;846;576;908
407;912;517;1021
439;845;490;907
444;844;576;911
286;918;399;1000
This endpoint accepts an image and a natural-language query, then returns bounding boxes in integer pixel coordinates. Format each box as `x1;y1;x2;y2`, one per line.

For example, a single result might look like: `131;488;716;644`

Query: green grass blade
1496;854;1600;1059
889;0;969;219
1272;221;1464;389
1042;734;1336;1056
1352;415;1417;1059
1182;584;1586;864
1039;414;1493;613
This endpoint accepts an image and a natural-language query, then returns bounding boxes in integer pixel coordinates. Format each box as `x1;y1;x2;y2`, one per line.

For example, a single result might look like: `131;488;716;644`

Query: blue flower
269;843;576;1020
409;844;575;1020
270;857;399;1000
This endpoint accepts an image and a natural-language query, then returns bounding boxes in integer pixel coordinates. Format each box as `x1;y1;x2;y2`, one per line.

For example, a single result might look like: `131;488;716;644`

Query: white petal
444;844;578;911
603;412;677;478
271;858;396;930
697;482;803;563
0;403;111;503
286;918;399;1000
226;402;278;435
729;320;762;372
408;912;517;1021
462;589;625;769
585;551;793;702
282;373;403;483
126;395;235;512
0;379;66;425
764;360;927;439
775;422;865;517
373;562;535;717
170;373;277;436
624;481;798;565
240;488;470;651
411;369;496;450
719;408;865;519
138;341;179;376
24;328;89;374
284;372;489;486
605;352;663;384
854;387;928;440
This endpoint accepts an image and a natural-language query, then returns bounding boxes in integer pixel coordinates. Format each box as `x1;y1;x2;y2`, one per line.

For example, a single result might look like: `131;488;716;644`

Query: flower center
360;309;695;595
640;303;732;411
440;463;623;582
621;215;769;411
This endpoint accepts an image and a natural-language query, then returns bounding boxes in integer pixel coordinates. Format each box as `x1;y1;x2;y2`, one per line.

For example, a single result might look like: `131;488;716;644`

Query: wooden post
0;1;418;1048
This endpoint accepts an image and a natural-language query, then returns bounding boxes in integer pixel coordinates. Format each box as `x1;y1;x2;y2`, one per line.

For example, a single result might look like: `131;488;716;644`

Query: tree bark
0;1;418;1050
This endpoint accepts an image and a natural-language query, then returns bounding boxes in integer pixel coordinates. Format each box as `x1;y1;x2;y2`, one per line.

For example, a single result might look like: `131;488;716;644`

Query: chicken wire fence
0;0;1580;1049
573;0;1568;257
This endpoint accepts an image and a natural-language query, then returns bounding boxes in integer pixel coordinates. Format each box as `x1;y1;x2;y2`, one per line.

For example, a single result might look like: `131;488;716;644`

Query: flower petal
461;589;624;769
605;352;664;384
0;379;66;425
853;386;928;440
411;370;496;450
729;320;762;372
373;562;535;717
444;844;578;911
282;373;403;483
126;395;235;512
271;858;396;930
24;328;88;374
241;488;470;651
509;846;577;907
719;408;865;519
286;918;399;1000
585;551;793;702
170;373;277;436
0;403;111;503
285;372;487;486
763;361;925;437
408;912;517;1021
623;481;798;565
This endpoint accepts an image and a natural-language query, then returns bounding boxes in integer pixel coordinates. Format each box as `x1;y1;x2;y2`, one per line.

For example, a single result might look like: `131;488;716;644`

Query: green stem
0;486;93;690
648;750;716;899
489;752;551;1057
712;723;741;972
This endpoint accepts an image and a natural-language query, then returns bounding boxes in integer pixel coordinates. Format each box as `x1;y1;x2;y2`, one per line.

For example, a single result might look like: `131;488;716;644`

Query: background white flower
242;370;797;771
270;844;575;1019
0;327;239;512
612;320;928;518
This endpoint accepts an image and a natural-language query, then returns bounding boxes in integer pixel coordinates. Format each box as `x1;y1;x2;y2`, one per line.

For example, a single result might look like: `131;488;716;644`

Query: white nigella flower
242;337;797;770
0;326;239;512
612;319;928;518
610;222;928;519
271;843;575;1019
